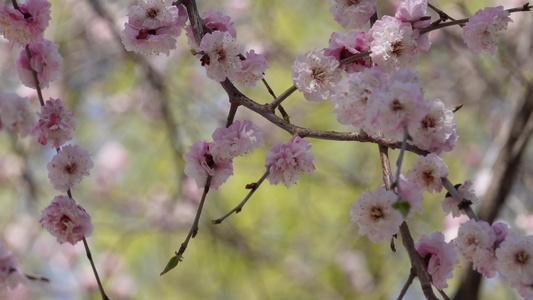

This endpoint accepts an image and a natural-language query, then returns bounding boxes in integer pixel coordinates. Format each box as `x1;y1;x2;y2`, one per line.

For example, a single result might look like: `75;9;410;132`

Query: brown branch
83;238;110;300
212;167;270;224
397;268;416;300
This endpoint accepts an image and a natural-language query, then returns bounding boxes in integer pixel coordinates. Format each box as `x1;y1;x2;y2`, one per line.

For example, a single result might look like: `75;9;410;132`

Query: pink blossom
415;231;459;289
396;174;424;219
462;6;512;55
369;16;419;73
332;66;387;133
121;0;187;56
32;98;79;148
367;68;427;139
186;10;237;51
198;30;242;82
395;0;431;51
511;280;533;299
328;0;378;29
183;139;234;191
265;136;315;188
16;38;62;89
0;0;51;46
0;240;25;290
409;98;457;154
234;50;269;87
441;180;479;217
350;186;403;243
407;153;448;193
47;145;94;192
324;30;371;73
455;219;498;277
39;195;93;245
211;120;264;163
496;234;533;285
292;49;341;102
0;93;36;137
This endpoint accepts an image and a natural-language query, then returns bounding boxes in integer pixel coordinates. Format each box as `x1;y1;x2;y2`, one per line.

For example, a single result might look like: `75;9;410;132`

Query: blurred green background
1;0;532;299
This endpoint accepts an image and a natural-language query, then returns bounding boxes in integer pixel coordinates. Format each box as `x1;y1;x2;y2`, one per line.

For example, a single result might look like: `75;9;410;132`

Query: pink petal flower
496;234;533;285
186;10;237;51
32;98;78;148
369;16;419;73
265;136;315;188
0;0;51;46
407;153;449;194
416;231;459;289
462;6;512;55
183;139;234;191
39;195;93;245
409;98;457;154
328;0;378;29
0;93;36;137
292;49;341;102
198;30;241;82
47;145;94;192
350;186;403;243
324;30;371;73
234;50;269;87
211;120;264;163
16;38;62;89
441;180;479;217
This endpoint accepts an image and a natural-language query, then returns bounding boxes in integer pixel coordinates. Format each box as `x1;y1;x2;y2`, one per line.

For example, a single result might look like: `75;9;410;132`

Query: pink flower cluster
265;136;315;188
415;231;459;289
32;98;78;148
121;0;188;56
463;6;512;55
39;195;93;245
0;0;51;46
292;49;341;102
16;38;62;89
331;67;458;153
47;145;94;192
0;240;25;290
0;93;36;137
190;11;269;85
184;121;263;190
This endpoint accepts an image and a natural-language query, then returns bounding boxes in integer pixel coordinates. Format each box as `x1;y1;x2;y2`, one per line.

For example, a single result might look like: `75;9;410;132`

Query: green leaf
392;200;411;218
283;115;291;123
160;255;183;276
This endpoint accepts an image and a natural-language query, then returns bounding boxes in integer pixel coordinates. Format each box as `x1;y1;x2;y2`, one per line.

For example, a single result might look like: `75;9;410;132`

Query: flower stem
82;237;109;300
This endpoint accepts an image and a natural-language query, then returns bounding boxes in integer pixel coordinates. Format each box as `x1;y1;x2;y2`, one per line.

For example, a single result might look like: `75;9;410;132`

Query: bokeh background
1;0;533;299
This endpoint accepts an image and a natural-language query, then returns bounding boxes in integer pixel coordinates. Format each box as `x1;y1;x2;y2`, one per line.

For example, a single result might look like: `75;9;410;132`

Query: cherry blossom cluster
121;0;188;56
184;121;315;190
184;120;263;190
455;219;533;298
0;0;94;249
187;10;269;85
462;6;513;55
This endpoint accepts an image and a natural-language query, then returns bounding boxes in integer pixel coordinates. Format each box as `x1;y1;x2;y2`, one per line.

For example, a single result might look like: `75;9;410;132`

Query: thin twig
441;178;479;221
212;167;270;224
437;288;452;300
269;85;297;110
261;78;277;99
339;50;371;67
421;4;533;35
397;268;416;300
24;46;45;106
24;273;50;282
177;175;212;256
428;3;457;21
82;238;109;300
393;126;409;195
